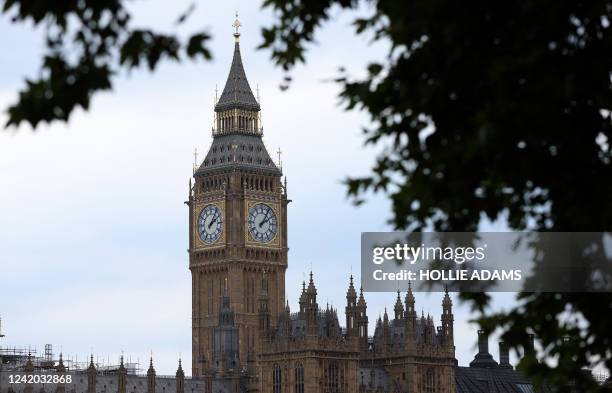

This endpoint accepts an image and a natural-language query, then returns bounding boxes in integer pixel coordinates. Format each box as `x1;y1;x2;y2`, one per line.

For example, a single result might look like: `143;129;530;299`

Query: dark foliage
2;0;210;128
260;0;612;391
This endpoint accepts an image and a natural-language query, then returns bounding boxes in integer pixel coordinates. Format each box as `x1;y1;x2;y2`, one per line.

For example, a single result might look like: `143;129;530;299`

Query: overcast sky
0;0;515;375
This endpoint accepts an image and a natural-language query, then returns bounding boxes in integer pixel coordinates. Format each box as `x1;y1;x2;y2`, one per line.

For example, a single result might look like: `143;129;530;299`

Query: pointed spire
147;356;156;375
215;17;260;113
87;354;97;393
176;358;185;378
57;353;66;373
405;281;415;305
394;290;404;320
146;356;156;393
346;275;357;303
358;286;366;307
176;358;185;393
307;271;317;294
443;285;452;307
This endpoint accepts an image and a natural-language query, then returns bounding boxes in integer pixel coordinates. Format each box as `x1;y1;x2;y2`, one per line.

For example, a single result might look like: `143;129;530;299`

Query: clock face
198;204;223;244
247;203;278;243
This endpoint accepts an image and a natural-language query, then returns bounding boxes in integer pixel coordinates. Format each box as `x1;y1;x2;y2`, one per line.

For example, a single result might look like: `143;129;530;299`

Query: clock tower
188;18;288;378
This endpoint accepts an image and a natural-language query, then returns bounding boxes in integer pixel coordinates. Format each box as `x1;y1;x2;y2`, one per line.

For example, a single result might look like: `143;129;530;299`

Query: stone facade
255;276;456;393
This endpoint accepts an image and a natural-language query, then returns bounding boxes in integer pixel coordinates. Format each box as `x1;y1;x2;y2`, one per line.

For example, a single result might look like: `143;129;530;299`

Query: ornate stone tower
188;15;288;377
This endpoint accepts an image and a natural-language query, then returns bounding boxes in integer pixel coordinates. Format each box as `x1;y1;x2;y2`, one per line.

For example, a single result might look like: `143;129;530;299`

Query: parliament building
0;17;570;393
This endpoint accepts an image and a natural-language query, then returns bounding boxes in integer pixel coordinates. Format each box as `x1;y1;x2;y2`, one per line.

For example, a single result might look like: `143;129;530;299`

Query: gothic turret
305;272;319;336
277;300;292;337
441;286;454;347
345;275;358;338
176;359;185;393
357;287;369;350
405;282;417;340
394;290;404;322
87;355;96;393
118;356;127;393
147;357;156;393
299;281;307;315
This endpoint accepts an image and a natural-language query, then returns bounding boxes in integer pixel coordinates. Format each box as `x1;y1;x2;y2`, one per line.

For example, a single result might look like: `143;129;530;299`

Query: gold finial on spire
232;12;241;42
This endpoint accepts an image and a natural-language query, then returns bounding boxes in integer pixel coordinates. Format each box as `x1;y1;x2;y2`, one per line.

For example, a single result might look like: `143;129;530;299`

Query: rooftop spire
346;275;357;301
357;286;366;307
148;356;154;372
215;14;259;113
307;271;317;294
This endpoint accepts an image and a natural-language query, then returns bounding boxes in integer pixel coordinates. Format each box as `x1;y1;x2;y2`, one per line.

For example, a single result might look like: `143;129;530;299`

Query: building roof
456;366;552;393
215;40;260;112
196;28;279;177
196;133;280;175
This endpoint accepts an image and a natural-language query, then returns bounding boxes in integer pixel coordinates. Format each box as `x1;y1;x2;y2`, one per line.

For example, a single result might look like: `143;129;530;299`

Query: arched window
295;362;304;393
273;364;282;393
423;368;435;393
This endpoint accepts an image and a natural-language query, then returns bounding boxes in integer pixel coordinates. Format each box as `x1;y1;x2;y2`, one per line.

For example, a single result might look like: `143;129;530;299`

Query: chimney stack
523;334;536;360
477;330;488;354
469;330;499;368
499;341;512;369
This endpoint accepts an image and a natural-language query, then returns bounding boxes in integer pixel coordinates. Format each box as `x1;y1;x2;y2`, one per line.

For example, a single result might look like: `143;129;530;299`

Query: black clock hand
208;215;218;229
259;213;272;228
